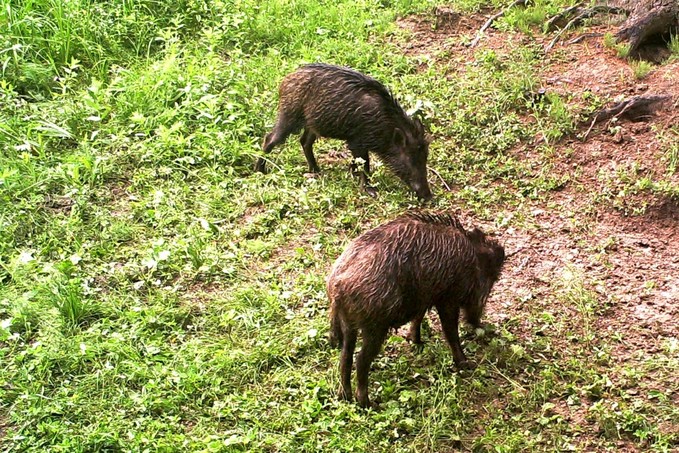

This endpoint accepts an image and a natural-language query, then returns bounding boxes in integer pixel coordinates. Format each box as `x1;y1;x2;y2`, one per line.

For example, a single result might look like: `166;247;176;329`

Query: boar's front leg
348;144;377;198
436;303;476;370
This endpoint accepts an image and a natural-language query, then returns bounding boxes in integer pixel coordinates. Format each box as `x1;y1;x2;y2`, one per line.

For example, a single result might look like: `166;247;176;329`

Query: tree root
545;4;584;32
583;94;671;140
546;1;679;60
545;5;629;52
615;0;679;58
566;32;604;45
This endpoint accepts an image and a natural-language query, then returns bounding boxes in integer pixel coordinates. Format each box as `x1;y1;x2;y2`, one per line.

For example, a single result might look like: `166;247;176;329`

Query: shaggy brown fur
327;211;505;407
256;64;432;200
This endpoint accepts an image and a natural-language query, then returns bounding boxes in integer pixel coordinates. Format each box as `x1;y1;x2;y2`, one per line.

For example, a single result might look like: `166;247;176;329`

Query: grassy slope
1;0;677;451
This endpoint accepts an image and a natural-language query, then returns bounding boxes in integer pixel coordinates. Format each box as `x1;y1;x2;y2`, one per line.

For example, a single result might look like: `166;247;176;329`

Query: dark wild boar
256;63;432;200
327;212;505;407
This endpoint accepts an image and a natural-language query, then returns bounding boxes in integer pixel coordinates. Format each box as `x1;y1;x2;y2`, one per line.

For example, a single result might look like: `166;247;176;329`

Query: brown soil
395;7;678;449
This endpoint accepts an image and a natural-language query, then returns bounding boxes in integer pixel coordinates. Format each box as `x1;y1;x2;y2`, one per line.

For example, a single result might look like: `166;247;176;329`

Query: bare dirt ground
396;8;678;448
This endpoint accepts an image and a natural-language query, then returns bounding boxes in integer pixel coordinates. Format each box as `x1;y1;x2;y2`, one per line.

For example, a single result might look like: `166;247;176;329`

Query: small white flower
18;251;34;264
152;190;164;205
141;258;157;269
14;142;32;151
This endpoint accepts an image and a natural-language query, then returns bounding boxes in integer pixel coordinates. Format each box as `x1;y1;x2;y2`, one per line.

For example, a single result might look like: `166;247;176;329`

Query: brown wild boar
256;63;432;200
327;212;505;407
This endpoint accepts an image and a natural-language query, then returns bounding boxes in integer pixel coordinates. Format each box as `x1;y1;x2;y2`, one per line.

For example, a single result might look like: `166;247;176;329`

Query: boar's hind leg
407;313;424;345
348;145;377;198
355;327;388;408
339;328;358;402
436;303;476;370
300;129;320;173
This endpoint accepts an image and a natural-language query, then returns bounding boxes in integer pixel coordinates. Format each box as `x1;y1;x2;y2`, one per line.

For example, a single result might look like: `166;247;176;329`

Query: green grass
668;33;679;58
1;0;678;451
631;60;654;80
603;32;631;59
660;126;679;174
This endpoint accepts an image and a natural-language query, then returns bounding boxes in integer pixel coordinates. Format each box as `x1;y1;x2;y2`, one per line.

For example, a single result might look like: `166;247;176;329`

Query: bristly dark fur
256;63;432;199
302;63;405;117
401;210;465;230
299;65;425;138
327;210;505;408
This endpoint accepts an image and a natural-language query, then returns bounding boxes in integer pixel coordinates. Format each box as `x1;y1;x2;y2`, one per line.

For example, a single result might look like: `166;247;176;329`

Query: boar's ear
413;117;425;135
392;128;406;148
469;228;486;242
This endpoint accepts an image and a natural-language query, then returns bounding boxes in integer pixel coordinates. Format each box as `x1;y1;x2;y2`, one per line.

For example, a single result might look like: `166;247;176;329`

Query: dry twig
428;167;452;192
469;0;528;48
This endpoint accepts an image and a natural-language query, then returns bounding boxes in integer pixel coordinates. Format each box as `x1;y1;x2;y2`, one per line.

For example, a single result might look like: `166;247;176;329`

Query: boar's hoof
356;394;379;410
407;336;424;346
357;396;370;408
405;334;425;352
338;388;352;402
363;186;378;198
457;360;477;371
254;159;267;174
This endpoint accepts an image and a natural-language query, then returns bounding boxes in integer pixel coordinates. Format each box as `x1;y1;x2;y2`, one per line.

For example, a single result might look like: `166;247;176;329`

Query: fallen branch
566;32;603;45
469;0;529;48
545;5;628;52
545;3;583;32
582;94;671;140
594;94;671;122
428;167;451;192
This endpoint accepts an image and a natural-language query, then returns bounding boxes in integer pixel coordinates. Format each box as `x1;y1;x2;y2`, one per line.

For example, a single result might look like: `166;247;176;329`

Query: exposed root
545;4;583;32
469;0;530;48
566;32;604;45
545;5;629;52
582;94;671;140
546;1;679;60
616;0;679;59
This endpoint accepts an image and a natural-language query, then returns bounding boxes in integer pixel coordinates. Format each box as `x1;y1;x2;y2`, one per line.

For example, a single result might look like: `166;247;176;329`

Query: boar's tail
329;306;343;349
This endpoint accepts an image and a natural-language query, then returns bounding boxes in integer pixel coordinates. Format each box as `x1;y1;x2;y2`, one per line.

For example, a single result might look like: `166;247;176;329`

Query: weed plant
1;0;677;451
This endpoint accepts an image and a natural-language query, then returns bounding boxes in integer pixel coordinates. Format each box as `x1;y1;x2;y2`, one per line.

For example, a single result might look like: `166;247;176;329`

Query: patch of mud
394;8;679;338
393;8;679;445
395;8;526;60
